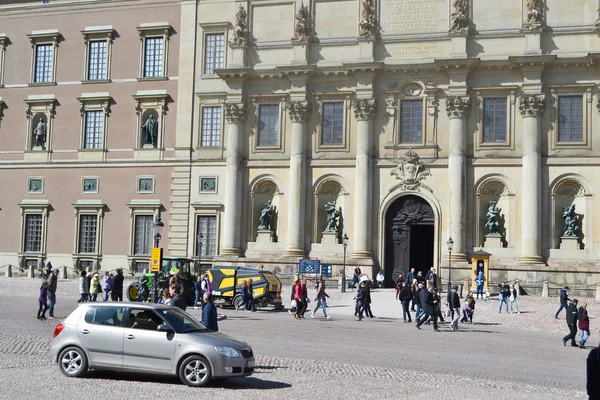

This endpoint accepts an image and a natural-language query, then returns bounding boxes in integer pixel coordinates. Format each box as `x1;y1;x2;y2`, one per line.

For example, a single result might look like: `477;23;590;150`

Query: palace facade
2;0;600;294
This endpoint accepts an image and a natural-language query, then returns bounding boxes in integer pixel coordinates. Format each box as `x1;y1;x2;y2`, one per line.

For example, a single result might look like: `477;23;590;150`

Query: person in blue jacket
475;271;485;299
201;292;218;331
555;286;570;319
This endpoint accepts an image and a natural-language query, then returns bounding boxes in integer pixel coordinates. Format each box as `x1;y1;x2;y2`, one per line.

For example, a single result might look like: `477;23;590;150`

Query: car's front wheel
58;346;88;378
179;355;212;387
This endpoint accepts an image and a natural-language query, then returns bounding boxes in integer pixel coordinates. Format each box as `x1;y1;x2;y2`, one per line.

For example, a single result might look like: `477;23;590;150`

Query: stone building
0;0;181;274
176;0;600;294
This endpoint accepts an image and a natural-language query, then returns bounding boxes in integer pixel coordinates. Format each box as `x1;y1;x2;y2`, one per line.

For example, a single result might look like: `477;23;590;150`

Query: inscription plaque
386;43;444;58
380;0;447;35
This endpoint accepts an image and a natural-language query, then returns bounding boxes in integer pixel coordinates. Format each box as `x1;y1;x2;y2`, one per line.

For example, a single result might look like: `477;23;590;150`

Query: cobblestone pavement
0;278;593;399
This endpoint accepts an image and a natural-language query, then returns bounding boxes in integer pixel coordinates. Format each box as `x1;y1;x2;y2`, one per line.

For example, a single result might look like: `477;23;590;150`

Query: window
80;260;94;271
83;111;103;149
196;215;217;257
143;37;163;78
78;214;98;253
200;177;217;193
258;104;279;147
0;35;8;87
483;98;507;143
137;177;155;194
321;102;344;145
201;107;222;147
84;306;126;327
400;100;423;144
204;33;224;74
34;44;53;83
127;309;165;330
558;96;583;142
133;215;153;255
28;178;44;194
82;177;99;194
24;214;43;253
134;262;149;273
88;41;107;80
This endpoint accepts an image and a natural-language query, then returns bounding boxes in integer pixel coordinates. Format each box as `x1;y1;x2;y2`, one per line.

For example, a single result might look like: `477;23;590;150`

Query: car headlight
214;346;240;358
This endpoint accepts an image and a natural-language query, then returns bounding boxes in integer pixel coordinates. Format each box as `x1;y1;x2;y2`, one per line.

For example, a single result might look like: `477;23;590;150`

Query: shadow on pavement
217;377;291;390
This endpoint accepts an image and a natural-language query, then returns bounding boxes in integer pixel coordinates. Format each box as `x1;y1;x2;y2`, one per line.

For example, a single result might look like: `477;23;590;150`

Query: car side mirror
157;324;173;333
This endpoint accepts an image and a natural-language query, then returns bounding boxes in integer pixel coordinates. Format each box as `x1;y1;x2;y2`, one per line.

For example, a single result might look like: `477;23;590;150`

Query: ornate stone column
519;94;545;264
352;99;376;258
446;96;470;261
285;101;310;256
221;103;246;256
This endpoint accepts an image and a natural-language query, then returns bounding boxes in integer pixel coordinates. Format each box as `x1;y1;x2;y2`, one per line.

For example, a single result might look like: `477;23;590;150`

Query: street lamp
446;237;454;296
341;233;349;293
151;217;164;303
196;232;204;275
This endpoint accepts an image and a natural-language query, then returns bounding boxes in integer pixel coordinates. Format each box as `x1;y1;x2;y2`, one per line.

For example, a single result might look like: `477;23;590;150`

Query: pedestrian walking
299;279;309;317
498;282;510;313
449;285;461;331
311;278;331;319
475;271;485;299
509;284;520;314
415;283;425;320
562;299;579;347
425;267;438;289
354;283;365;321
37;281;49;320
587;342;600;399
555;286;570;319
361;277;374;318
352;266;362;288
90;273;102;301
77;270;89;303
578;302;590;349
398;282;413;323
416;285;440;332
102;271;112;301
247;278;255;311
236;280;250;311
435;288;445;323
194;276;203;309
201;292;218;331
111;269;124;301
294;279;305;319
46;268;59;318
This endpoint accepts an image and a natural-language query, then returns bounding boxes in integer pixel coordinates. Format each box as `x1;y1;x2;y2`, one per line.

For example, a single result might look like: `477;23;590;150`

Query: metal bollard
515;279;520;295
542;280;549;298
5;265;12;278
61;266;68;279
28;265;35;278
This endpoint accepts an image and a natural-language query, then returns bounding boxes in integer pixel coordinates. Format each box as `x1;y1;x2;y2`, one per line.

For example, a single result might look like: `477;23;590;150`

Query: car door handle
81;329;90;335
126;334;135;340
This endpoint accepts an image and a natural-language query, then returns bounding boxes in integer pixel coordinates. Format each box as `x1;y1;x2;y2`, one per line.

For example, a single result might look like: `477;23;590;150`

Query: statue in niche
323;201;340;233
258;200;273;231
32;118;47;148
141;113;158;147
293;2;311;41
523;0;543;30
230;5;249;46
449;0;469;33
484;201;502;236
562;204;578;237
358;0;377;38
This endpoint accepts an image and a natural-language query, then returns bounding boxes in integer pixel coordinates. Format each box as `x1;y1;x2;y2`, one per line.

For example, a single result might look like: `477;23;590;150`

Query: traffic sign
321;264;332;278
299;259;320;274
150;247;163;272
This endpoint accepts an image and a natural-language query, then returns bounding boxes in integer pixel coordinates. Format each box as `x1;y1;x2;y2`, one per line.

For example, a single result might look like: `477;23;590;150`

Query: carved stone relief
522;0;544;31
391;198;434;246
518;94;545;117
353;99;377;121
358;0;377;38
479;179;509;196
293;2;312;42
230;5;249;46
224;103;246;124
449;0;469;33
445;96;471;118
288;101;310;122
390;149;432;192
553;179;585;196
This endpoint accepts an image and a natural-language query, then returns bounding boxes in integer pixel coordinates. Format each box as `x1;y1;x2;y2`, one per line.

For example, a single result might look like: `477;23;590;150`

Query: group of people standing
77;269;125;303
289;278;331;320
556;286;592;349
37;263;59;320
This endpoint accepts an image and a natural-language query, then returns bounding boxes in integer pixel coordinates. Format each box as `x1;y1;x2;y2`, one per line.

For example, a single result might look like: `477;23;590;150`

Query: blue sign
321;264;332;278
299;259;320;274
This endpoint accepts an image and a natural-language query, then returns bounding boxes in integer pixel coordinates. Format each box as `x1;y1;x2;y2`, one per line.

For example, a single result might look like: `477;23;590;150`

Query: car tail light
53;324;65;338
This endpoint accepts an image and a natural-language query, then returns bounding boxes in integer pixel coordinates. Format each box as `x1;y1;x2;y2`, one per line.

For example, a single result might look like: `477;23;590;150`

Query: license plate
246;360;255;368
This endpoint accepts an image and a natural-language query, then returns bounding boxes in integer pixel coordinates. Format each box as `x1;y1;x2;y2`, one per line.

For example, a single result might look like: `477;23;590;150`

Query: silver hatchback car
50;302;255;387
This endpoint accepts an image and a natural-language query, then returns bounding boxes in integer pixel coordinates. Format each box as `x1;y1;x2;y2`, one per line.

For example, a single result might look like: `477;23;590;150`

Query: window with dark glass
133;215;153;255
78;214;98;253
321;102;344;145
24;214;43;252
483;98;507;143
196;215;216;257
558;96;583;142
257;104;279;147
400;100;423;144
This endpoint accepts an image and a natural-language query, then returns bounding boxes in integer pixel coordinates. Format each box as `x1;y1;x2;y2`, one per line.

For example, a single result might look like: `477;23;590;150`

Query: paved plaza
0;277;596;399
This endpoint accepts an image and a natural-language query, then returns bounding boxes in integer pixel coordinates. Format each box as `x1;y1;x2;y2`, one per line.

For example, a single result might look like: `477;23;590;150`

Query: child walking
37;281;49;320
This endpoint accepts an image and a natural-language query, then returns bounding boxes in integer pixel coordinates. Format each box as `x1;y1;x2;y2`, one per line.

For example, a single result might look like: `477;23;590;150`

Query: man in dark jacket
111;269;124;301
588;343;600;399
425;267;438;289
398;282;413;323
498;282;510;313
449;285;461;330
201;292;218;331
416;285;439;332
555;286;570;319
405;268;416;310
46;268;59;318
562;299;579;347
415;284;426;320
362;281;374;318
170;284;187;311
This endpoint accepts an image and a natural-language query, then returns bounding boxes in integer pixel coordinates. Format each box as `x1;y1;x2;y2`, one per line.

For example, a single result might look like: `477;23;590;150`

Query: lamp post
447;237;454;297
196;232;203;275
341;233;349;292
151;217;164;303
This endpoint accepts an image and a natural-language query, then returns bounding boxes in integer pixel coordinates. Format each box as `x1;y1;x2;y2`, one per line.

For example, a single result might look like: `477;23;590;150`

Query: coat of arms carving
390;149;432;192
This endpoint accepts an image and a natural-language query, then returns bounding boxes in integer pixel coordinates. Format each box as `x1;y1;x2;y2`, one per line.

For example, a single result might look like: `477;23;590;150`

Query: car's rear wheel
58;346;88;378
179;355;212;387
127;282;141;301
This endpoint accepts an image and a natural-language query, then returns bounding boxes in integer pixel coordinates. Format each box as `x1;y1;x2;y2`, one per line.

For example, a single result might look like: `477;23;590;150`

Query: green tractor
126;257;197;305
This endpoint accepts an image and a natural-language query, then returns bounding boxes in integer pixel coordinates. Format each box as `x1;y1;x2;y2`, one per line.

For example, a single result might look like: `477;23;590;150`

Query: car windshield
155;307;209;333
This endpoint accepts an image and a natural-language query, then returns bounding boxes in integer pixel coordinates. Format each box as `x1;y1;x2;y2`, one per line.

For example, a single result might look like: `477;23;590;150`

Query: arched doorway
384;195;435;286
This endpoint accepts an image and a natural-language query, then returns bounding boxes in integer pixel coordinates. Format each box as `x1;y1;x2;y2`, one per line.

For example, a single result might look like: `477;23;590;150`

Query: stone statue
358;0;377;38
449;0;469;33
32;118;46;148
523;0;543;30
258;200;273;231
323;201;339;233
230;5;249;45
484;202;502;235
141;113;158;147
293;2;311;41
562;204;578;237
